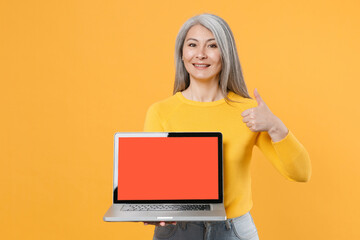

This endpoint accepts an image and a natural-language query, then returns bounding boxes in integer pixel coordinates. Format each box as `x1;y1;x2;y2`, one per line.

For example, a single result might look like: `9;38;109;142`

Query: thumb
254;88;264;106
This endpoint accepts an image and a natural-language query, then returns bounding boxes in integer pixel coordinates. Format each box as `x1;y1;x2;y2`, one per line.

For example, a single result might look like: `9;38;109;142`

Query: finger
143;222;162;226
254;88;264;106
242;116;252;123
246;121;254;128
247;122;258;132
241;108;254;117
144;222;157;226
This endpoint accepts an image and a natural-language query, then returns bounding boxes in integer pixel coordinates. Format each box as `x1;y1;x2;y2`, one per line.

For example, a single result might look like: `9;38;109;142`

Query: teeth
194;64;209;67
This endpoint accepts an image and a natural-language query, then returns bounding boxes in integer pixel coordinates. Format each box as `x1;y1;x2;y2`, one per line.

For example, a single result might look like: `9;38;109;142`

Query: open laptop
103;132;227;222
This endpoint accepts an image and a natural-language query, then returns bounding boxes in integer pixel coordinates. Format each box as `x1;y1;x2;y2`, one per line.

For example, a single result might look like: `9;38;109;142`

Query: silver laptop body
103;132;227;222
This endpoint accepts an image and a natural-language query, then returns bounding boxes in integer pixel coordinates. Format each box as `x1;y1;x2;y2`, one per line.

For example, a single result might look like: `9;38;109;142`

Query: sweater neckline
175;91;233;107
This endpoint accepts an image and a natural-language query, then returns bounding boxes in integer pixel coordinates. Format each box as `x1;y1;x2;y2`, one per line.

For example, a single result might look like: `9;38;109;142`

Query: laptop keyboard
122;204;211;211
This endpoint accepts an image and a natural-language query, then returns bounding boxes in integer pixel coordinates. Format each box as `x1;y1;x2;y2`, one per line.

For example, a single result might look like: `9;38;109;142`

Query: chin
189;74;218;82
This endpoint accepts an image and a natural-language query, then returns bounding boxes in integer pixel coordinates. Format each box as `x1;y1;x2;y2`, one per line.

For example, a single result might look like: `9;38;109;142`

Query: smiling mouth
193;64;210;68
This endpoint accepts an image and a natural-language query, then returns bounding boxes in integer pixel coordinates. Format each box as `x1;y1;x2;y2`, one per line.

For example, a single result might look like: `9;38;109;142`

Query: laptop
103;132;227;222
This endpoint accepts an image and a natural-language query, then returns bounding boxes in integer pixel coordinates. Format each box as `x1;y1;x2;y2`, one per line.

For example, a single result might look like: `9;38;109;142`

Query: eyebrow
185;38;216;42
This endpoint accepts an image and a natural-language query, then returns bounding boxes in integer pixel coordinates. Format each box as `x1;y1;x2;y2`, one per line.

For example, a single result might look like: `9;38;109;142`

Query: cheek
209;51;221;63
182;50;194;61
215;53;222;64
212;55;222;70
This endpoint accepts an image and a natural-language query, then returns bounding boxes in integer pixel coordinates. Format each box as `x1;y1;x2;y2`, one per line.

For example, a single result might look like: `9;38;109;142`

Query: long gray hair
173;13;251;101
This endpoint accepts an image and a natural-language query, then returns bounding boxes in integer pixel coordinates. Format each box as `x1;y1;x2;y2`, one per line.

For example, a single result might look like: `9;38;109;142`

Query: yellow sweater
143;91;311;218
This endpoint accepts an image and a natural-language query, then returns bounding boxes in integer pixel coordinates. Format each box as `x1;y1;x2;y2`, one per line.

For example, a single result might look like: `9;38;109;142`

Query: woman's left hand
241;89;289;142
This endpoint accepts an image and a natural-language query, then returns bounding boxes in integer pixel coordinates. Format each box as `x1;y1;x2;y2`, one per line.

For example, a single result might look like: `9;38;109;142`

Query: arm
241;89;311;182
144;103;164;132
255;130;312;182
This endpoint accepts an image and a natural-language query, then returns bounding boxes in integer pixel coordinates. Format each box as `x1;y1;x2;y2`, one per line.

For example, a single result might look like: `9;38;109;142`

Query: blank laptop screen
117;136;219;200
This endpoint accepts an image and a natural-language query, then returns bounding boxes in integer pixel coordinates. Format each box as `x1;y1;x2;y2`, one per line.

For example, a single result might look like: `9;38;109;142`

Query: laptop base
103;203;227;222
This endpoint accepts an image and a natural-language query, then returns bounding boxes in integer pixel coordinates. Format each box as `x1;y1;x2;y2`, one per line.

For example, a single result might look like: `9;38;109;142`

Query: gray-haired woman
144;13;311;240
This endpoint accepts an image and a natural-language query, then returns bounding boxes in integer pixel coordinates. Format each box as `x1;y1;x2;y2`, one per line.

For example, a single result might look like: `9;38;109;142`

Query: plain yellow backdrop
1;0;360;239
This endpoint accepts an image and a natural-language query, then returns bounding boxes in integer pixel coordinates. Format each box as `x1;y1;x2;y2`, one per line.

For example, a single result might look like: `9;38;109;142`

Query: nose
196;46;207;59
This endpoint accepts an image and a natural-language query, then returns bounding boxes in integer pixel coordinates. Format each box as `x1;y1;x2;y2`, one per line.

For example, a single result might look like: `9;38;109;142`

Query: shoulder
227;91;257;109
146;93;183;117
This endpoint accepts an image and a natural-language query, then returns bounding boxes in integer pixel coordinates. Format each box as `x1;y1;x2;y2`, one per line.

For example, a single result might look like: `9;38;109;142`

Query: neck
182;79;223;102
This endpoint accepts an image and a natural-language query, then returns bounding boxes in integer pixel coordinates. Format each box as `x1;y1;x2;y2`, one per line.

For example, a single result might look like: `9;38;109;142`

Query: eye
188;43;196;47
209;44;218;48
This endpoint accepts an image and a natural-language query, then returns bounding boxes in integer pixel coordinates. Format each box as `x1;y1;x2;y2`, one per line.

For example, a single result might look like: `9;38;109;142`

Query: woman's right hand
143;221;177;226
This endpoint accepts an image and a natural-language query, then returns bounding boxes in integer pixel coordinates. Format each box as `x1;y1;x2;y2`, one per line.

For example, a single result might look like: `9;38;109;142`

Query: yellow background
1;0;359;239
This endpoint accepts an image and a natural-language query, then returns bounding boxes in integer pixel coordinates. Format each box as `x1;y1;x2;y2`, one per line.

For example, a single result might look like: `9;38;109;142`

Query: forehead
185;24;215;39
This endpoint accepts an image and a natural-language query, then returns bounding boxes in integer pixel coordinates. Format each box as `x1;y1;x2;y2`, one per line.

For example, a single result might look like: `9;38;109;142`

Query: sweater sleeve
143;103;164;132
255;130;312;182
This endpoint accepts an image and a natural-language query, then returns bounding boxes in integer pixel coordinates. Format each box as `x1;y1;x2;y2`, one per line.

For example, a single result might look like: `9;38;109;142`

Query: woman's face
182;24;222;83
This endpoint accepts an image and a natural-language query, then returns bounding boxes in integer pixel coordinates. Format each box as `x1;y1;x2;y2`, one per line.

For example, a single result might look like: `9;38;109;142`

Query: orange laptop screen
117;137;219;200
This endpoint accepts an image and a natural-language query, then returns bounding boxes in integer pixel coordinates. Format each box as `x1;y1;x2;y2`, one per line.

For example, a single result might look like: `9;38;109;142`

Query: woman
143;13;311;240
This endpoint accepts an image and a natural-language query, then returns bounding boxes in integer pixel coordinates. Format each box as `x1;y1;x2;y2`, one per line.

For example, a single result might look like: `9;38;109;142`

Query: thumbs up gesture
241;89;289;142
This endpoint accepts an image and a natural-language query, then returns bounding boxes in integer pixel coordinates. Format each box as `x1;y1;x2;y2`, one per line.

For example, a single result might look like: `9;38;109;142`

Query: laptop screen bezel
112;132;223;204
